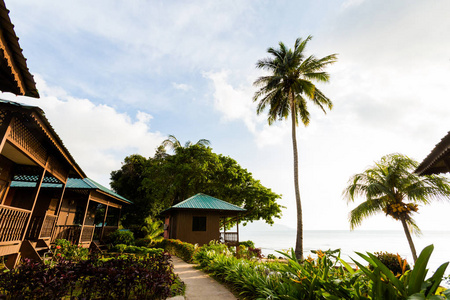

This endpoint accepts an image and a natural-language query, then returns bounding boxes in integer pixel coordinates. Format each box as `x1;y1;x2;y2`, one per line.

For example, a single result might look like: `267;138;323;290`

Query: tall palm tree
343;153;450;262
253;36;337;260
162;134;211;152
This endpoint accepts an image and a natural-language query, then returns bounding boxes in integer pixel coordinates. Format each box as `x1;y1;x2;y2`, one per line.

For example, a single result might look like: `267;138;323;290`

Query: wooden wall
172;210;221;245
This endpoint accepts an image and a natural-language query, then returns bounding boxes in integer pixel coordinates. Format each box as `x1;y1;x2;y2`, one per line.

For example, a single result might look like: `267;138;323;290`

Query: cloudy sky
3;0;450;232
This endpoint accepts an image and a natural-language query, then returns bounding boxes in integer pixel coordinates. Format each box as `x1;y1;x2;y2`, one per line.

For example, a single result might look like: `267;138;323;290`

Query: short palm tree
343;153;450;262
141;217;164;246
162;134;210;152
253;36;337;260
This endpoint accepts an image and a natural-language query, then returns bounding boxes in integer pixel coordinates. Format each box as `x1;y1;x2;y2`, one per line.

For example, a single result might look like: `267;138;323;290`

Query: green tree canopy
343;153;450;262
111;144;283;227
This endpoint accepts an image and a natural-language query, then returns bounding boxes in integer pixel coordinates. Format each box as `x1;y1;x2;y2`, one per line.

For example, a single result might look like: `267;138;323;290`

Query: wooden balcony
0;204;31;244
220;232;239;246
51;225;81;244
39;214;57;239
80;225;95;243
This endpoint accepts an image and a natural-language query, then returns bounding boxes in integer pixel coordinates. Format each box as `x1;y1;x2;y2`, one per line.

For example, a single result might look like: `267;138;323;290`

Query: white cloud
1;75;165;187
205;70;289;147
172;83;193;91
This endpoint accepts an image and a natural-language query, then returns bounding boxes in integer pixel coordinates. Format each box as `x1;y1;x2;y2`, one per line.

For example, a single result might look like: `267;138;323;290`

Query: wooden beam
78;195;91;245
0;28;25;95
100;203;109;242
21;166;46;240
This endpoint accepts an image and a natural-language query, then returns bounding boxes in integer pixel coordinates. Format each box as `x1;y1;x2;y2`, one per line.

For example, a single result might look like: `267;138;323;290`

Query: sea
239;228;450;279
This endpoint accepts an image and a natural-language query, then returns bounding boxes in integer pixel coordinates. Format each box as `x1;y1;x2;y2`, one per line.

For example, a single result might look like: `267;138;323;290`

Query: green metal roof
10;177;131;204
168;193;245;212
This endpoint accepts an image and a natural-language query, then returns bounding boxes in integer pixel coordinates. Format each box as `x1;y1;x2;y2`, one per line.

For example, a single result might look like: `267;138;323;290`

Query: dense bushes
53;239;89;261
369;251;410;275
193;243;450;299
107;229;135;246
0;254;177;299
156;239;196;263
111;244;164;256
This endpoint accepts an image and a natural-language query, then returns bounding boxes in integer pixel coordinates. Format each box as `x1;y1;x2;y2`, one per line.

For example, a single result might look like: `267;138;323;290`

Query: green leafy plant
53;239;89;261
141;217;164;246
156;239;196;263
107;229;135;246
111;244;164;256
239;240;255;248
369;251;410;276
352;244;450;299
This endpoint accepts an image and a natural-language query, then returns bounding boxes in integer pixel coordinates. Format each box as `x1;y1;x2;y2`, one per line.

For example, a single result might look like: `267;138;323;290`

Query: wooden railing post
21;167;46;241
78;196;91;245
47;183;67;240
100;203;109;241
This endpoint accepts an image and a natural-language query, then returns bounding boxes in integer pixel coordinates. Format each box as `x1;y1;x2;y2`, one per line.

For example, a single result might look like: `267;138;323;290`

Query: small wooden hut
162;193;246;246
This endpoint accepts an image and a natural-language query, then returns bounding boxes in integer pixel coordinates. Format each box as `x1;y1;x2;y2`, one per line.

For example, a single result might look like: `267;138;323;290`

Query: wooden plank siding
172;211;221;246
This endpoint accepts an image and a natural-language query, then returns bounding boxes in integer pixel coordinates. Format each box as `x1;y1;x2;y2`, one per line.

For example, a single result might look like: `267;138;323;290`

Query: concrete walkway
170;256;237;300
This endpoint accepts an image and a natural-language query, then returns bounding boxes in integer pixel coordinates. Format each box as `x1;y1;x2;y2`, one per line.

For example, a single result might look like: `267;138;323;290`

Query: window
192;216;206;231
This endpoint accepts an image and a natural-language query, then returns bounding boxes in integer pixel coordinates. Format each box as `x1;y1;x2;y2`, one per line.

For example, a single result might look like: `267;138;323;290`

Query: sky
3;0;450;232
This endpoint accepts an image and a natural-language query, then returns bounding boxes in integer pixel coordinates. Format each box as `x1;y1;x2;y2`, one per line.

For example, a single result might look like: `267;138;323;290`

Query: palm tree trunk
290;92;303;261
400;216;417;263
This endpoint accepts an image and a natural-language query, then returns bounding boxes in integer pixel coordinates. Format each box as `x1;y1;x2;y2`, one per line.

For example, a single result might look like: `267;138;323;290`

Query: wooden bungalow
0;1;131;269
416;131;450;175
162;193;246;246
0;100;85;268
0;100;131;268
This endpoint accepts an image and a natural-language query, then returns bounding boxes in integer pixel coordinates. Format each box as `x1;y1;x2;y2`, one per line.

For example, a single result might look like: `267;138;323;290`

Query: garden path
171;256;237;300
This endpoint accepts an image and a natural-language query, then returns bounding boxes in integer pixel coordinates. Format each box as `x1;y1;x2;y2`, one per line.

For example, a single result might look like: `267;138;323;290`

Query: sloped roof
0;0;39;98
0;99;85;178
416;131;450;175
165;193;245;212
11;177;131;204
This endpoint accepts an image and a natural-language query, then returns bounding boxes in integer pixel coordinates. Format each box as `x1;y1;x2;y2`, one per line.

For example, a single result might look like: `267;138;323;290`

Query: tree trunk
291;92;303;261
400;216;417;263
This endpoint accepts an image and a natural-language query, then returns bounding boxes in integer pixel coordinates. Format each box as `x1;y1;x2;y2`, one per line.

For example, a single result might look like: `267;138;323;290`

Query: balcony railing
39;214;57;239
0;205;31;244
51;225;81;244
80;225;95;243
220;232;238;245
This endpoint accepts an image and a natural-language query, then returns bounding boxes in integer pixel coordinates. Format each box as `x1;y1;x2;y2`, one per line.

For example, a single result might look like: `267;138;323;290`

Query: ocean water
240;229;450;273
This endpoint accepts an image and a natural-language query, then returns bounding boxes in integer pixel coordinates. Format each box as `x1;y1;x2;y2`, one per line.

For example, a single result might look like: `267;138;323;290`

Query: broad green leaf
426;262;449;296
337;257;355;275
408;245;434;295
367;252;405;297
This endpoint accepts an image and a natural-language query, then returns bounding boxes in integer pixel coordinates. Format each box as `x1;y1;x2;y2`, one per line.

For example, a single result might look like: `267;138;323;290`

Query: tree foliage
253;36;337;259
111;144;283;227
343;153;450;262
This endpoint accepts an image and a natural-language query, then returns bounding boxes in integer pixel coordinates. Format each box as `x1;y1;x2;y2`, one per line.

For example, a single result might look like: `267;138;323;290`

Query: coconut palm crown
162;134;210;152
253;35;337;260
343;153;450;262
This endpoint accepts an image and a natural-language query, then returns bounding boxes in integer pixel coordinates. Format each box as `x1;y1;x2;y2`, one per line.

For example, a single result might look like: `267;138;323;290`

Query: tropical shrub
157;239;196;262
266;253;277;260
0;253;178;299
193;244;450;299
107;229;135;246
369;251;410;276
53;239;89;261
239;240;255;248
351;244;450;299
111;244;164;256
141;217;164;246
237;245;262;260
135;237;152;247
